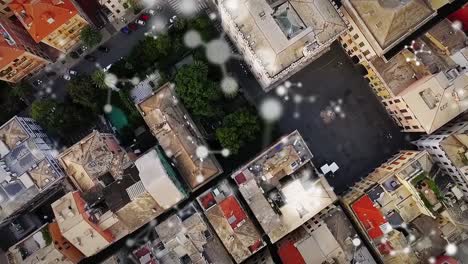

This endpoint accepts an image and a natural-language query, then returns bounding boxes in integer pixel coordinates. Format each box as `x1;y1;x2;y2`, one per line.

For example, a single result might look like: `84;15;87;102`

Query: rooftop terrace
137;83;222;190
197;181;265;263
219;0;345;79
231;130;336;242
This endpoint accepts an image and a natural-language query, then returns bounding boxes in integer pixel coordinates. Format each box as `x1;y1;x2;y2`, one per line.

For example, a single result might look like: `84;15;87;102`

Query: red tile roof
436;256;460;264
278;241;306;264
449;5;468;31
9;0;78;43
351;195;387;239
219;195;247;230
0;19;27;69
49;222;85;264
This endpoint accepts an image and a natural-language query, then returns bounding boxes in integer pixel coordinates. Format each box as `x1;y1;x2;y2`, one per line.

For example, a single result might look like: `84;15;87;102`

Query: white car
169;15;177;24
63;70;77;80
136;19;145;26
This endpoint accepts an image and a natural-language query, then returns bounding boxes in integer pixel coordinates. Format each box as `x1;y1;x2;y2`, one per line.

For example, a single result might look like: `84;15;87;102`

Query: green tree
175;61;222;117
31;99;96;138
215;109;260;154
67;76;105;112
92;69;107;90
80;26;102;48
11;82;35;104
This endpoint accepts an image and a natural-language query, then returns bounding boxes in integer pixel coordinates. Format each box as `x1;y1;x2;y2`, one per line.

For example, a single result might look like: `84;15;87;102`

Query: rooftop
9;0;79;43
197;180;265;263
345;0;435;52
424;18;467;55
0;117;63;222
153;203;233;264
440;125;468;168
231;130;336;242
0;19;29;70
219;0;346;77
112;148;186;231
58;131;132;192
277;205;377;264
137;83;222;190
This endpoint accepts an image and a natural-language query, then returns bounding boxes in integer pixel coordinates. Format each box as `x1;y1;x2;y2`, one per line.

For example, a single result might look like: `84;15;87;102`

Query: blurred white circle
206;39;231;64
352;238;361;246
184;30;203;48
104;73;118;88
452;20;463;31
196;175;204;183
221;77;238;96
196;145;209;159
130;76;140;85
221;148;230;157
276;85;287;96
446;243;457;256
179;0;198;16
104;104;113;113
259;98;283;122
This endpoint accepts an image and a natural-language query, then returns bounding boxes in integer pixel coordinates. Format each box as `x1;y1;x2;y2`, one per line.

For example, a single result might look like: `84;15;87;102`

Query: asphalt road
32;5;177;100
227;42;411;194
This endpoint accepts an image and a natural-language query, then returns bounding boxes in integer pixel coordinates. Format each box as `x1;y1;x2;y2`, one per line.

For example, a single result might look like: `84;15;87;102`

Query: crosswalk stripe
167;0;208;15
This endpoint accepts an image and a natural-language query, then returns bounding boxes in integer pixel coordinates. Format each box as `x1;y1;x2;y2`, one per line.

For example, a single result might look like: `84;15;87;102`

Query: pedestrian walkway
167;0;207;15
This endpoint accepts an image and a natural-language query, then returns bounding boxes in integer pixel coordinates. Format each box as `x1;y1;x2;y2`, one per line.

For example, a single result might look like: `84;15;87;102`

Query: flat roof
347;0;434;50
231;131;336;242
137;83;222;190
197;181;264;263
220;0;345;77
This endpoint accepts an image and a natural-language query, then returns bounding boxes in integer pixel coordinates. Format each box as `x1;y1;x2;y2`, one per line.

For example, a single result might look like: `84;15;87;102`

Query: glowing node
428;257;436;264
104;73;118;88
125;239;135;247
196;145;209;159
221;148;230;157
352;238;361;246
130;77;140;85
445;243;457;256
179;0;198;16
452;20;463;31
206;39;231;64
104;104;113;113
221;77;239;96
259;98;283;122
276;85;287;96
196;175;204;183
184;30;203;48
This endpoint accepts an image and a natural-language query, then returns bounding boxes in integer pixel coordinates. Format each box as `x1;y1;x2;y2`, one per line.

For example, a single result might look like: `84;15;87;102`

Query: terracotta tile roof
9;0;78;43
351;195;387;239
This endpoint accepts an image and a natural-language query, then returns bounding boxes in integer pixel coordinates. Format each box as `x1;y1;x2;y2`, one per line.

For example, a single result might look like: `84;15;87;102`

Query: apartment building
343;150;464;263
230;130;337;243
137;83;223;191
0;17;50;83
151;203;234;264
366;19;468;134
10;0;88;53
341;0;436;57
0;116;64;225
216;0;346;89
414;122;468;197
55;131;186;257
6;223;84;264
51;191;115;257
99;0;130;22
197;180;265;263
276;205;377;264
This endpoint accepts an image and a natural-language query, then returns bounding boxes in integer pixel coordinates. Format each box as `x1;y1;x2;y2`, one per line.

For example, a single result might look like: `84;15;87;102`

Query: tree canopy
67;76;105;112
216;109;260;154
175;61;222;117
80;26;102;48
92;69;107;90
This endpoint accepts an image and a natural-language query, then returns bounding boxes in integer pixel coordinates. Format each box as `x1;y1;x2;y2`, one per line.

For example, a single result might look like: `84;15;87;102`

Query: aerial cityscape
0;0;466;263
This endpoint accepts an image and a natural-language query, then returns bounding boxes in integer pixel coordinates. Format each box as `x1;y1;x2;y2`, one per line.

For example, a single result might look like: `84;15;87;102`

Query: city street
32;4;178;99
227;42;411;194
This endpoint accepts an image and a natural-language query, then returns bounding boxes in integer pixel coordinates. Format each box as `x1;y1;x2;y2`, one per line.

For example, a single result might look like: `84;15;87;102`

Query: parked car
98;45;110;53
139;14;150;22
120;26;131;34
128;22;138;31
136;19;145;26
169;15;177;24
84;55;96;62
63;69;78;80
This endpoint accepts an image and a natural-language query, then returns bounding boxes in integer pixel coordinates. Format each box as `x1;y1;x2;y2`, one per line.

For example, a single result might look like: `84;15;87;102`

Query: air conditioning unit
445;68;460;82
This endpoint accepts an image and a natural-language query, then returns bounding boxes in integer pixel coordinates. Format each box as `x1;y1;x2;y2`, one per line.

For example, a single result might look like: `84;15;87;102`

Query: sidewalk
29;8;146;88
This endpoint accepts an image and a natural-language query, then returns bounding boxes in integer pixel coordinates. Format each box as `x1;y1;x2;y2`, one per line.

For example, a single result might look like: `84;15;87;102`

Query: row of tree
174;61;260;154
